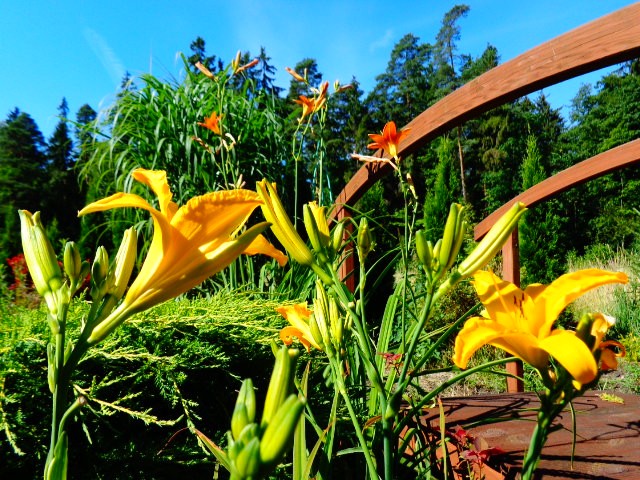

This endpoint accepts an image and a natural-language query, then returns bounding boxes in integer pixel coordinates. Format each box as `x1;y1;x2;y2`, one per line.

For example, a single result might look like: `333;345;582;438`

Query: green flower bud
331;220;345;254
259;394;305;469
19;210;63;315
457;202;527;278
234;437;261;478
415;230;432;269
47;343;56;394
303;203;329;264
63;241;82;286
261;346;297;429
357;218;374;261
91;246;110;298
109;227;137;300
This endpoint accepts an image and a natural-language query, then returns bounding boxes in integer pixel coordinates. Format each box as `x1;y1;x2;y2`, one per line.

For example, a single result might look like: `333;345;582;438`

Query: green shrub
1;292;289;479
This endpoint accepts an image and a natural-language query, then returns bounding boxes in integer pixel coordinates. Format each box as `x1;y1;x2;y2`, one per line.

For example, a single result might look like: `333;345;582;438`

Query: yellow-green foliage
0;291;288;478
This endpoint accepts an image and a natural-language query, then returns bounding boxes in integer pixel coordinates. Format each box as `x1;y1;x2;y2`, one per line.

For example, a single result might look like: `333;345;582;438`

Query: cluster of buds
217;346;305;479
310;281;347;356
416;202;527;291
86;227;138;331
20;210;139;396
303;202;345;268
19;211;70;325
277;282;349;357
416;203;466;286
257;180;345;285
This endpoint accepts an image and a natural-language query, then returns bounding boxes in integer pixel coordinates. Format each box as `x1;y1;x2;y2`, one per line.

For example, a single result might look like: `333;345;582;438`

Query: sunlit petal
526;269;628;338
78;192;155;216
539;331;598;385
132;169;176;219
80;169;284;344
242;234;288;267
280;326;312;351
471;271;532;333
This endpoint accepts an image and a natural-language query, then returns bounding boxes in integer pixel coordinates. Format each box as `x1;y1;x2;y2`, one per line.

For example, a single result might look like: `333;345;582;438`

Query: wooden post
337;207;356;293
502;227;524;393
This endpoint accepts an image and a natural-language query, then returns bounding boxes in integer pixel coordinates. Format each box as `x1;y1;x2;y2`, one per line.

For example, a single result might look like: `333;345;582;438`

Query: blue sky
0;0;636;139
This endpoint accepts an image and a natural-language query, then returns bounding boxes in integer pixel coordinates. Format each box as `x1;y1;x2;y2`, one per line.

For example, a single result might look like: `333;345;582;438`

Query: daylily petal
276;303;321;351
526;269;628;338
280;326;312;352
242;234;288;267
454;316;549;370
81;169;284;344
276;303;313;331
599;340;625;371
132;169;177;219
590;313;616;347
172;190;262;246
539;330;598;385
472;271;533;334
78;192;156;216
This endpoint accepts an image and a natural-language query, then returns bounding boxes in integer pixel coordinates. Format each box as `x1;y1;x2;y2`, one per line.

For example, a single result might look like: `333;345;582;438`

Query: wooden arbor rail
333;4;640;392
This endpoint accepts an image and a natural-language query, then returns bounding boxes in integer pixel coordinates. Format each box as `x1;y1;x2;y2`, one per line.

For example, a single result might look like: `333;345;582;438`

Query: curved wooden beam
334;3;640;215
474;138;640;240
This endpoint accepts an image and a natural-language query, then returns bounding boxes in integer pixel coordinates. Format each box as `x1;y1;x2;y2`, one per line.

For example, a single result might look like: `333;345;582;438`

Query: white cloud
369;29;394;53
83;27;126;87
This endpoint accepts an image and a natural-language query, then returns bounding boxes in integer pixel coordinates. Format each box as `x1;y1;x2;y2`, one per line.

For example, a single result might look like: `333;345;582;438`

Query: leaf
597;392;625;404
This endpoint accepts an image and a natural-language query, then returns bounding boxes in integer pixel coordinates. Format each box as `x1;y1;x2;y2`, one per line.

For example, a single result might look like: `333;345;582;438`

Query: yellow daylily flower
79;169;287;344
454;269;628;385
277;303;322;352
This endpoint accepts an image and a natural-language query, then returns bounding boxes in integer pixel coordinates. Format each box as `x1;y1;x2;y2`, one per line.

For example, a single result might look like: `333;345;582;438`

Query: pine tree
0;109;47;261
255;47;283;95
46;98;81;245
434;5;470;201
365;33;436;129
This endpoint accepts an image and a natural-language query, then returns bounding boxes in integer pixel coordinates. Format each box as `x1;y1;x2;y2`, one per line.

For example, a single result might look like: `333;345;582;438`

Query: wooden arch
332;4;640;391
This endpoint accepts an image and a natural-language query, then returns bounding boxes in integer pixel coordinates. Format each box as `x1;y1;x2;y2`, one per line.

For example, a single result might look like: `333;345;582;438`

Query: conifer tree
46;98;81;245
0;109;47;261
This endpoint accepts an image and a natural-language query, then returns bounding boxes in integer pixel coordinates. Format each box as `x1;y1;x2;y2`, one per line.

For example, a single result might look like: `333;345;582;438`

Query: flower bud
415;230;432;270
457;202;527;278
91;246;110;299
109;227;137;300
328;297;343;352
256;180;314;267
259;394;305;469
357;218;374;261
331;220;345;254
19;210;64;314
63;242;82;284
303;203;329;263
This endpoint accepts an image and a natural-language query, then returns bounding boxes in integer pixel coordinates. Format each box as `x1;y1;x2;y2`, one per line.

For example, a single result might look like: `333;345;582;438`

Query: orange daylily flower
367;121;411;159
293;81;329;120
454;269;628;385
277;303;322;352
78;169;287;344
598;340;626;371
198;112;223;135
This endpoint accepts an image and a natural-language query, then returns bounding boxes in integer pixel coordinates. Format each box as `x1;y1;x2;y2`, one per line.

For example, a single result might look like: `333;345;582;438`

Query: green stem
521;390;568;480
333;359;379;480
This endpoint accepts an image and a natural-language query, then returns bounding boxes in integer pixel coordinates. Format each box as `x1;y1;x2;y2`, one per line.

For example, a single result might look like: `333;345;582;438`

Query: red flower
367;121;411;159
198;112;223;135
